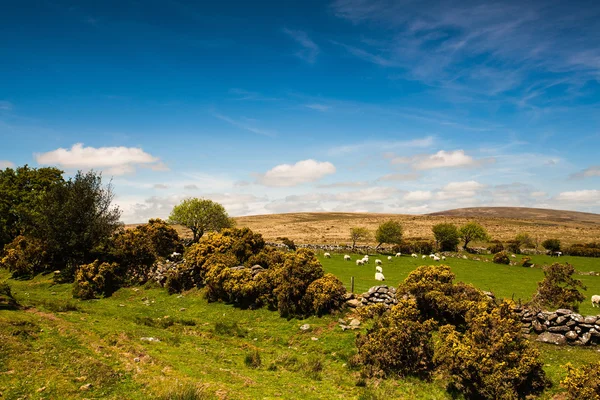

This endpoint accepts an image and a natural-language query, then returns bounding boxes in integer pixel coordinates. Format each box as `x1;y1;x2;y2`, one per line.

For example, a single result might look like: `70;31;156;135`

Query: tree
0;165;64;250
31;170;122;274
375;220;403;249
542;238;561;254
349;227;370;249
459;222;489;251
168;198;234;243
531;262;586;311
431;223;460;252
509;232;535;254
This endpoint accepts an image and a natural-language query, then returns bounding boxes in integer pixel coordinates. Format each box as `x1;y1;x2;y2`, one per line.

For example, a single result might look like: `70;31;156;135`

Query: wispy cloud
0;160;15;169
328;135;435;156
304;103;331;112
569;166;600;180
228;88;279;101
213;112;277;137
391;149;494;170
377;172;420;182
283;28;320;63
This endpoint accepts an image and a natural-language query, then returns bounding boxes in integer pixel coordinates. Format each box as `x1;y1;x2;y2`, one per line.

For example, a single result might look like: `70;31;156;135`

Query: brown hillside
428;207;600;225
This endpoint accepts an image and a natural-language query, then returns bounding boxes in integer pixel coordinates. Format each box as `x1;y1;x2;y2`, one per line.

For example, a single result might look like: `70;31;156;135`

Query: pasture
318;252;600;316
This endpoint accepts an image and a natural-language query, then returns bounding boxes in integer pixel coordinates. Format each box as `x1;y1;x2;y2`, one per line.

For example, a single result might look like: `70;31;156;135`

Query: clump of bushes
542;238;561;254
530;262;586;311
565;242;600;258
487;240;504;254
492;251;510;265
561;362;600;400
521;256;533;267
303;273;347;316
356;299;436;379
0;281;18;309
72;260;121;300
277;237;296;251
0;235;49;278
393;239;434;256
435;301;549;399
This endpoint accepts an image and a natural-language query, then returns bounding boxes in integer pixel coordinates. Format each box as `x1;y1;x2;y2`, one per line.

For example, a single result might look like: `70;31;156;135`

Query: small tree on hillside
375;220;403;249
168;198;233;243
509;232;535;254
350;227;370;249
459;222;489;252
542;238;561;254
432;223;460;252
531;262;586;311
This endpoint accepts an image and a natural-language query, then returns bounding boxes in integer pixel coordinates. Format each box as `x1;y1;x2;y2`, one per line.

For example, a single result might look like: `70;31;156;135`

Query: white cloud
316;181;369;188
184;184;199;190
329;135;434;156
436;180;485;200
570;166;600;180
153;184;168;189
404;190;432;202
393;149;490;170
555;190;600;203
0;160;15;169
531;191;547;198
213;112;276;137
377;172;420;181
283;28;320;63
258;159;336;187
35;143;164;176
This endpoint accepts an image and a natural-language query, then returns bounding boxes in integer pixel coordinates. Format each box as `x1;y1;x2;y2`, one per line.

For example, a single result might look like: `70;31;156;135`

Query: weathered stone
80;383;92;391
548;326;570;333
589;328;600;337
570;314;584;323
140;337;160;342
547;313;558;321
566;320;577;327
556;309;572;316
349;319;361;327
579;324;594;329
521;327;531;334
580;332;592;345
532;319;545;333
537;332;566;345
584;316;598;324
377;287;389;294
299;324;310;331
346;299;361;308
565;331;579;340
556;316;568;325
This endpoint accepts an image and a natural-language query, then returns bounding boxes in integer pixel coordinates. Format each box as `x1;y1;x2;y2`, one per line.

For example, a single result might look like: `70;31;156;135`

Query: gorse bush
521;256;533;267
493;251;510;265
435;301;549;399
138;218;182;258
356;299;436;379
561;362;600;400
72;260;121;300
531;262;586;311
303;273;347;316
0;235;49;278
565;242;600;258
0;281;17;309
276;237;296;251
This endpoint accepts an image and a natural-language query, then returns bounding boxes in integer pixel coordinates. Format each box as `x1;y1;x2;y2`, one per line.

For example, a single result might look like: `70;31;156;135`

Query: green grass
318;252;600;315
1;251;600;399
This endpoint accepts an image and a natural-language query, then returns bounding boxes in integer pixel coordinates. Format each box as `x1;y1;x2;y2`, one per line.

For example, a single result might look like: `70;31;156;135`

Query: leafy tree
349;227;370;249
431;223;460;252
168;198;233;243
0;165;63;249
542;238;561;254
531;262;586;311
515;232;535;249
31;170;122;276
375;220;403;249
459;222;489;251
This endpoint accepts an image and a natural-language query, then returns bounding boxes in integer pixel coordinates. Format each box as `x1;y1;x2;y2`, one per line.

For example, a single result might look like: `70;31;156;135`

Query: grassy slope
1;251;599;399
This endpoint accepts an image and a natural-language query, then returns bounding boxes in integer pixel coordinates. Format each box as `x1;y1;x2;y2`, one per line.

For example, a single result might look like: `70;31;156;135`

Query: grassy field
1;252;600;399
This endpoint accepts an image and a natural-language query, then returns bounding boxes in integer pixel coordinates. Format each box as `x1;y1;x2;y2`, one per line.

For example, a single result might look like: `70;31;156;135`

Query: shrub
398;265;488;328
506;240;521;254
487;240;504;254
492;251;510;265
111;228;156;282
0;281;17;309
245;247;286;268
73;260;121;300
432;223;460;252
531;262;586;311
435;301;549;399
564;243;600;258
356;299;436;379
393;240;434;255
0;235;49;277
561;362;600;400
304;273;347;316
277;237;296;251
542;238;561;253
521;256;533;267
271;248;324;317
137;218;182;257
244;350;262;369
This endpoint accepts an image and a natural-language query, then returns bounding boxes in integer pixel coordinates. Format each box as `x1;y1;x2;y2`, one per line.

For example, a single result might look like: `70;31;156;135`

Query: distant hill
428;207;600;226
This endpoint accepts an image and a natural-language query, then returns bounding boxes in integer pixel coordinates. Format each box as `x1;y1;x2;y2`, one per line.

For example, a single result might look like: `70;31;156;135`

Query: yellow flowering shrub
304;273;347;316
561;362;600;400
73;260;121;300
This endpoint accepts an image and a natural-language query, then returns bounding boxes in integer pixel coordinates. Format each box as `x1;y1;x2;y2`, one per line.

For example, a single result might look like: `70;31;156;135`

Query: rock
80;383;93;391
580;332;592;345
570;314;584;323
565;331;579;340
556;316;568;325
349;319;361;327
584;316;598;324
547;313;558;321
344;292;355;301
537;332;567;345
37;387;46;393
134;357;140;363
532;320;545;333
299;324;310;331
346;299;361;308
556;309;573;316
140;337;160;342
377;287;389;294
548;326;570;333
311;337;319;341
566;320;577;327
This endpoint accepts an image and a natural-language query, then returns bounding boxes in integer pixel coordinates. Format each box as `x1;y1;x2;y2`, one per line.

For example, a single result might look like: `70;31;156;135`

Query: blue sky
1;0;600;222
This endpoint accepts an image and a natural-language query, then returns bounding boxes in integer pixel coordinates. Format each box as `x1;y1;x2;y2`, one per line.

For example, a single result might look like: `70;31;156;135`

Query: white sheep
376;266;383;273
344;254;351;261
422;255;426;259
356;259;364;266
511;254;516;258
395;252;402;257
387;256;392;261
441;256;446;260
375;259;382;265
411;253;418;258
375;272;385;281
429;254;435;259
324;252;331;258
362;257;369;264
592;295;600;308
433;256;440;261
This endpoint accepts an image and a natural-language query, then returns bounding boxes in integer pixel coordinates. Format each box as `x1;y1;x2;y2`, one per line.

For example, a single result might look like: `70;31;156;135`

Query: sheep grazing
433;256;440;261
592;295;600;308
441;256;446;260
429;254;435;259
344;254;351;261
324;252;331;258
356;259;364;266
376;266;383;273
411;253;418;258
387;256;392;261
395;252;402;257
422;255;426;259
375;259;382;265
511;254;516;258
375;272;385;281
